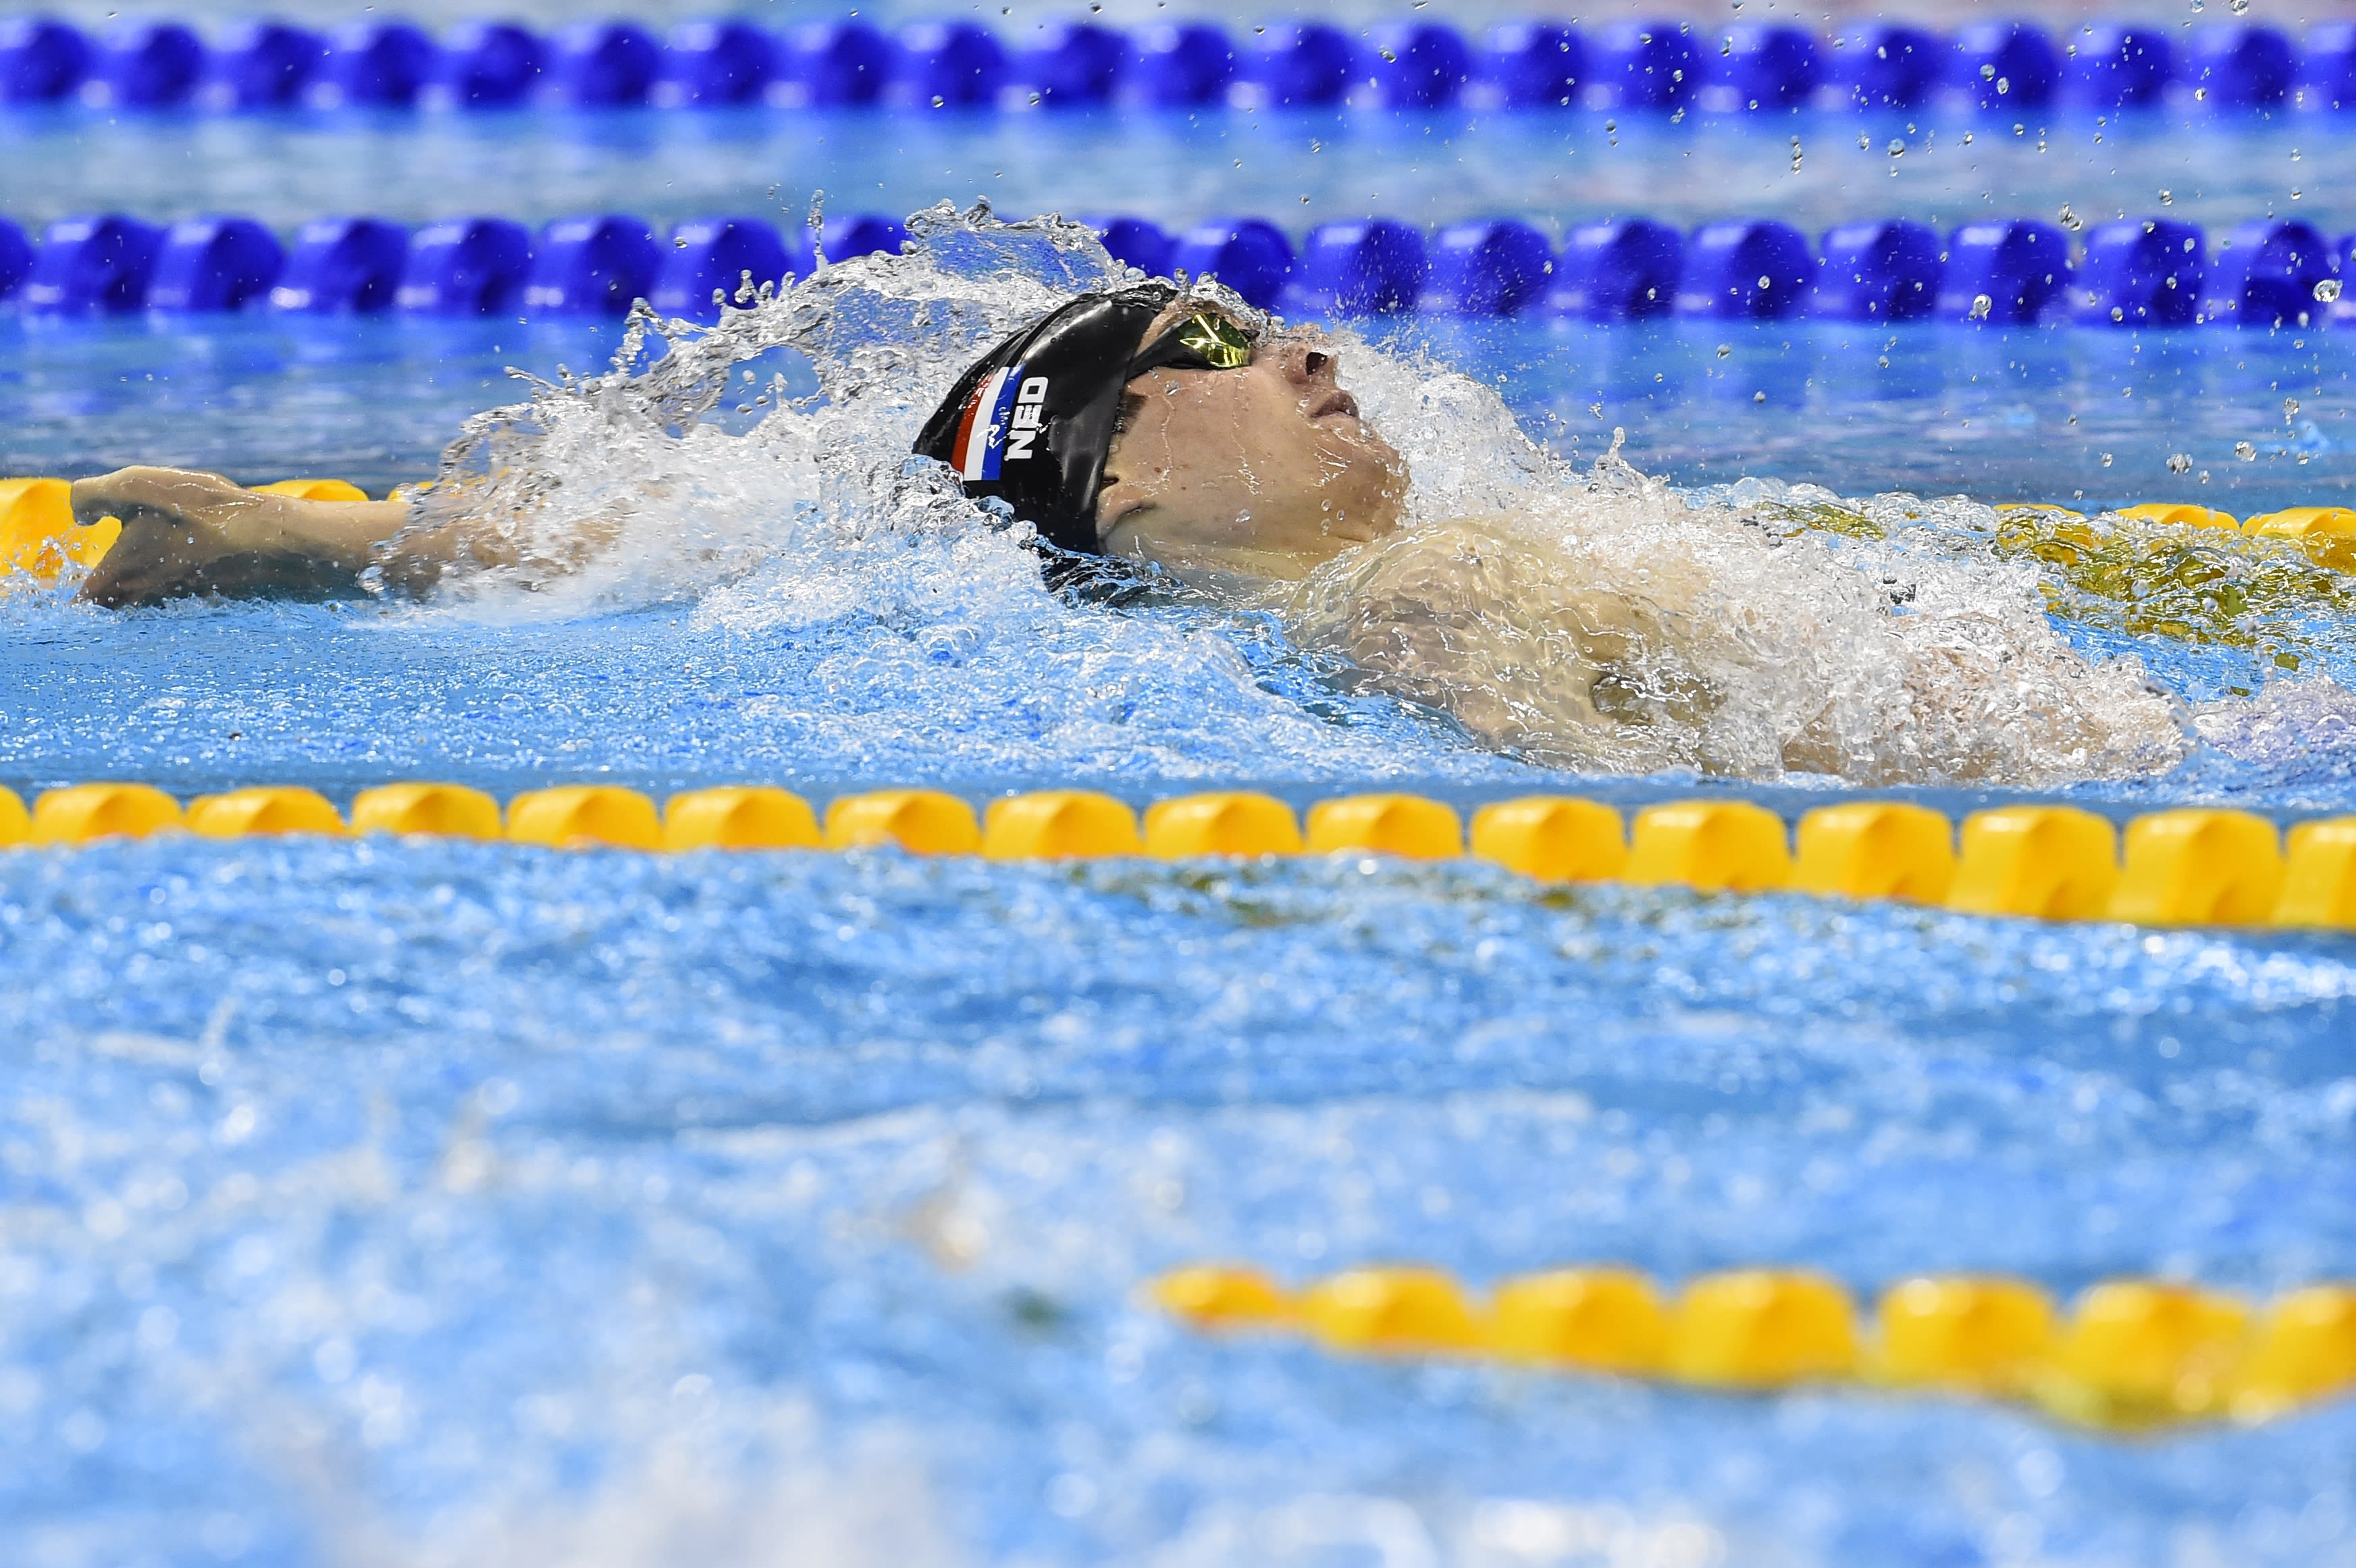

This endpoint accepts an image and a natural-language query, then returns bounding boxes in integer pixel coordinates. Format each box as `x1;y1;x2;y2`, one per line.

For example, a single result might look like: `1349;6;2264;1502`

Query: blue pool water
6;72;2356;1568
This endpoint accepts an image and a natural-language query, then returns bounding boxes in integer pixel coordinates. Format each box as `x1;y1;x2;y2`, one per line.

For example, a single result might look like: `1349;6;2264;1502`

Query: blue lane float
1084;216;1177;279
789;21;893;107
1838;24;1943;109
1424;219;1555;316
2189;24;2297;107
1814;220;1942;321
1482;22;1584;108
1132;23;1236;107
1170;219;1296;311
2307;23;2356;110
649;216;804;321
439;21;544;108
146;217;284;312
548;22;662;109
1702;25;1823;113
1024;22;1125;107
396;217;533;315
1553;218;1683;319
895;22;1007;110
268;217;410;313
1367;22;1472;109
7;16;2356;117
660;20;779;107
210;22;324;109
1952;19;2060;109
317;21;438;109
1941;220;2073;323
93;22;206;109
1589;19;1699;111
2204;219;2336;327
523;215;660;316
21;215;163;314
2069;24;2175;109
6;208;2355;330
1285;219;1428;317
1245;22;1355;107
2076;219;2205;328
1678;219;1812;319
0;16;92;103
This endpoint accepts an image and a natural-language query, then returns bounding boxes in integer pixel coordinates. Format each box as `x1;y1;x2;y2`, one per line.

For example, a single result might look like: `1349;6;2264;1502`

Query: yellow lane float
10;780;2356;934
251;478;371;502
823;789;982;854
1945;806;2120;920
2117;502;2240;531
1305;792;1464;860
1297;1266;1486;1355
1149;1261;2356;1432
1793;801;1957;904
1871;1276;2057;1395
2276;818;2356;929
1;477;117;580
350;783;504;839
186;787;345;839
506;785;666;852
1149;1263;1294;1333
30;783;184;844
1624;800;1793;892
983;789;1142;860
1141;791;1304;858
2106;808;2284;926
1469;795;1628;882
1489;1266;1669;1374
663;785;822;852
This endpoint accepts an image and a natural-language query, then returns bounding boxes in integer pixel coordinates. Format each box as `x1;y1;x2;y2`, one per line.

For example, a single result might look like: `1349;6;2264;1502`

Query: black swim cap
914;283;1176;555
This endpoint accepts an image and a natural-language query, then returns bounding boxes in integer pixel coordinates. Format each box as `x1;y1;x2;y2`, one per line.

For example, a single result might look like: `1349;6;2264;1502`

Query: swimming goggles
1126;307;1257;377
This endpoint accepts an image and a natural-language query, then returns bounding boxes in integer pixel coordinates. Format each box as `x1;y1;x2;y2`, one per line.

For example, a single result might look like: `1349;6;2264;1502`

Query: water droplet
2315;278;2343;303
2235;441;2257;461
1969;293;1994;320
2167;453;2193;474
1717;344;1731;358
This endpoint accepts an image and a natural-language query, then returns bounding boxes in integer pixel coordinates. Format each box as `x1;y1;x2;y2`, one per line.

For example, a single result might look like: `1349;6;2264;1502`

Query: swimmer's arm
72;467;514;606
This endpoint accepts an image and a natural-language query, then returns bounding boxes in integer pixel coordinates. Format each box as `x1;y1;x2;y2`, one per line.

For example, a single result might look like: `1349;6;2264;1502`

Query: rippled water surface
3;178;2355;1568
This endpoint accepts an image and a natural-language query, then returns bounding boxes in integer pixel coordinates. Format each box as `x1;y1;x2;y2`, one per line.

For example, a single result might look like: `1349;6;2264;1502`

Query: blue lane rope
1;16;2351;116
0;209;2347;328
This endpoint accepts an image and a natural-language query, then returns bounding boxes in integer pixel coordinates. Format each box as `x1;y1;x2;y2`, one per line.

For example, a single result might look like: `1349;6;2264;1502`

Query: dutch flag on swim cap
950;363;1027;482
915;282;1176;556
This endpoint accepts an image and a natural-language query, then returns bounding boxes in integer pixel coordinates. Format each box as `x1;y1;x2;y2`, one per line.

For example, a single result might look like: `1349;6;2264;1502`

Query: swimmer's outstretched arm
72;467;514;607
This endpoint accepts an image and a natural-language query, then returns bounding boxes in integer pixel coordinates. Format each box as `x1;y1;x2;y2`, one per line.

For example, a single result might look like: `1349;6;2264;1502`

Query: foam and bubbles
369;203;2227;789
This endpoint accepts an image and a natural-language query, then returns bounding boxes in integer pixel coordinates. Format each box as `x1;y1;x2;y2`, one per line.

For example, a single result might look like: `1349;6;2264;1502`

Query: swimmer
64;280;2184;783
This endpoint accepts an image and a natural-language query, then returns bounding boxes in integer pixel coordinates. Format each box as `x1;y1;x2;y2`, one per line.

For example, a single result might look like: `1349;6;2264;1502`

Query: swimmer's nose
1280;341;1338;385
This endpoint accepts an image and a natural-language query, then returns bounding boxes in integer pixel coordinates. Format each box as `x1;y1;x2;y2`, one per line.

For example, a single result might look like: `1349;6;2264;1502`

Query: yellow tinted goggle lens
1176;311;1253;369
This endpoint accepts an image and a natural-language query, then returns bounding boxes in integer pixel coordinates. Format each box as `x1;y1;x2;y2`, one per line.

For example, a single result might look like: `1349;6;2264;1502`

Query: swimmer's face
1095;301;1407;567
